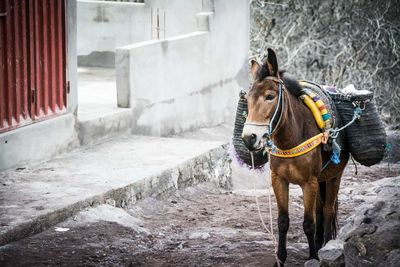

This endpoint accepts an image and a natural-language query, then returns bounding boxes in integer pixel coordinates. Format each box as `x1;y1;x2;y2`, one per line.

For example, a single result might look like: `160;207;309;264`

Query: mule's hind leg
271;172;289;267
323;177;341;243
316;182;326;251
302;177;319;260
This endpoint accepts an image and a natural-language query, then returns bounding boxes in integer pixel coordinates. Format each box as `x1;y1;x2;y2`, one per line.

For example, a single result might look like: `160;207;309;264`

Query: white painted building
0;0;250;171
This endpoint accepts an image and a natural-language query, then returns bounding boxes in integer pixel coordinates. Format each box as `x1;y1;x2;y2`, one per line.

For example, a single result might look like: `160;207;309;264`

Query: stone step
0;129;232;246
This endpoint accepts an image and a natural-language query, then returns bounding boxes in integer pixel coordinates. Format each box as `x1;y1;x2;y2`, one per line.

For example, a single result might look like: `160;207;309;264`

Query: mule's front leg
302;178;318;260
272;172;289;267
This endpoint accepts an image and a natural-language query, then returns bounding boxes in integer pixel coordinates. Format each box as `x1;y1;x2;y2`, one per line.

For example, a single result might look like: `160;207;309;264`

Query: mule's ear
250;59;260;80
264;48;279;77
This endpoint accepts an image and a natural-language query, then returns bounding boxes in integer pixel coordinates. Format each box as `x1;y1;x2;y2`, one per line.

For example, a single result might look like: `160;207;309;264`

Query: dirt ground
0;162;399;267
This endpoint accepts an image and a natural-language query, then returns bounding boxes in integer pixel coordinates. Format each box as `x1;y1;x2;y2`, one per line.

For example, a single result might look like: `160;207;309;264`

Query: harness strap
267;133;325;158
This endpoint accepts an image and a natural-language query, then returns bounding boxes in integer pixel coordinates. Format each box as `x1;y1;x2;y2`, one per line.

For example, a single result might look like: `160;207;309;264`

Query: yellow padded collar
267;132;328;158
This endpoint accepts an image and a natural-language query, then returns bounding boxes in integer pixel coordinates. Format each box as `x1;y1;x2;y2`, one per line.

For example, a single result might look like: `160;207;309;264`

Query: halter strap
268;80;284;136
263;76;283;84
244;76;285;137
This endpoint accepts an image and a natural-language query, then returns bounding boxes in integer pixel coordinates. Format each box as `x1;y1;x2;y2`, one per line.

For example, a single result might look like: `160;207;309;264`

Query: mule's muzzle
242;133;257;151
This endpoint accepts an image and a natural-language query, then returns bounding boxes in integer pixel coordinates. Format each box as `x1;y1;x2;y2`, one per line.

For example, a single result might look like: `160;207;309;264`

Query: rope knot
321;131;329;144
354;106;363;118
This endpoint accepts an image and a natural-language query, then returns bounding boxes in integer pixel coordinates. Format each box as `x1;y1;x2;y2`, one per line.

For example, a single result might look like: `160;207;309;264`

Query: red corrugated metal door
0;0;67;133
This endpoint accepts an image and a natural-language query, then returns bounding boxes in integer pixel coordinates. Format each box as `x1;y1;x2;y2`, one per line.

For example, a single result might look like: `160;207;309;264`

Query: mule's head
242;48;282;151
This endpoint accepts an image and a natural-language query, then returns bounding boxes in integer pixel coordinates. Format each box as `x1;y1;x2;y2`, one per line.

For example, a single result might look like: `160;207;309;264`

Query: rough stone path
1;162;398;267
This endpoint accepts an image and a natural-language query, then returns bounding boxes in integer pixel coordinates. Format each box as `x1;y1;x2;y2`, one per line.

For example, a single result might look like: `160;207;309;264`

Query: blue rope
330;139;341;164
322;139;341;170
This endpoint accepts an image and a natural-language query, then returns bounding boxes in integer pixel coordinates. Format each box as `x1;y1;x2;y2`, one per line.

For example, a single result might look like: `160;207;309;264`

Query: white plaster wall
0;114;80;171
77;0;149;56
77;0;203;57
145;0;203;38
116;0;250;136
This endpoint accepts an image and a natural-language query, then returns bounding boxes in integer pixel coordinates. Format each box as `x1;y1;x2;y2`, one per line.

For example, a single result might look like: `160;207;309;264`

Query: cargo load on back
326;84;387;166
232;82;387;167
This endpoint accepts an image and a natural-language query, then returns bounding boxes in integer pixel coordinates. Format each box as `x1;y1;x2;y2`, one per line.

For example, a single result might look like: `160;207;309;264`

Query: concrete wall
77;0;203;67
145;0;203;38
77;0;148;67
116;0;250;136
0;115;79;171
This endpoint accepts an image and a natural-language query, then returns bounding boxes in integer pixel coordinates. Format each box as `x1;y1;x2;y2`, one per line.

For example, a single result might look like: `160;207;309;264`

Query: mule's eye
265;94;274;101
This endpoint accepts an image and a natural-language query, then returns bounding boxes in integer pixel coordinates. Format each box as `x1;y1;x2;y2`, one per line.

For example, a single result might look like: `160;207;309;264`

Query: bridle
244;76;341;160
244;76;285;141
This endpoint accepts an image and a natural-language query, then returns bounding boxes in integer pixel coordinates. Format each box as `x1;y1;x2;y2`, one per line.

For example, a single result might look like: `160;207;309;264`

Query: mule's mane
255;65;303;98
280;71;303;98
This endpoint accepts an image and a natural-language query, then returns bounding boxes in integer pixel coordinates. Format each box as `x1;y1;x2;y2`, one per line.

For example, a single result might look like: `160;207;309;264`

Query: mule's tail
317;182;338;240
332;195;338;239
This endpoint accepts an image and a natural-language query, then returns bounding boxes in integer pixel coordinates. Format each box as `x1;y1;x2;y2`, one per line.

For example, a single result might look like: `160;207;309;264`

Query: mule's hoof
308;254;319;261
273;261;284;267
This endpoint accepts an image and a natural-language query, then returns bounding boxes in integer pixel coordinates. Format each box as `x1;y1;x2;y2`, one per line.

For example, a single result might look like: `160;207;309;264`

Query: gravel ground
0;162;398;267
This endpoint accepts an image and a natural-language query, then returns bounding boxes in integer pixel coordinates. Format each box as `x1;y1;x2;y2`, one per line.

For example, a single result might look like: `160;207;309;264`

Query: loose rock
338;177;400;267
189;232;210;240
304;259;320;267
318;239;344;267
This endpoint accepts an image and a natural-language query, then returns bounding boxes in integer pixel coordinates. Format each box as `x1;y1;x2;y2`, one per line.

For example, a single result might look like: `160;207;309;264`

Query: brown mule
242;48;349;266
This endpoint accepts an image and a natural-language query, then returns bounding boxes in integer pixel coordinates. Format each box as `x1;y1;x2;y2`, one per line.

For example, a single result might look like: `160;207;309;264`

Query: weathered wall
250;0;400;129
116;0;250;136
0;115;79;171
77;0;203;67
145;0;203;38
77;0;148;67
